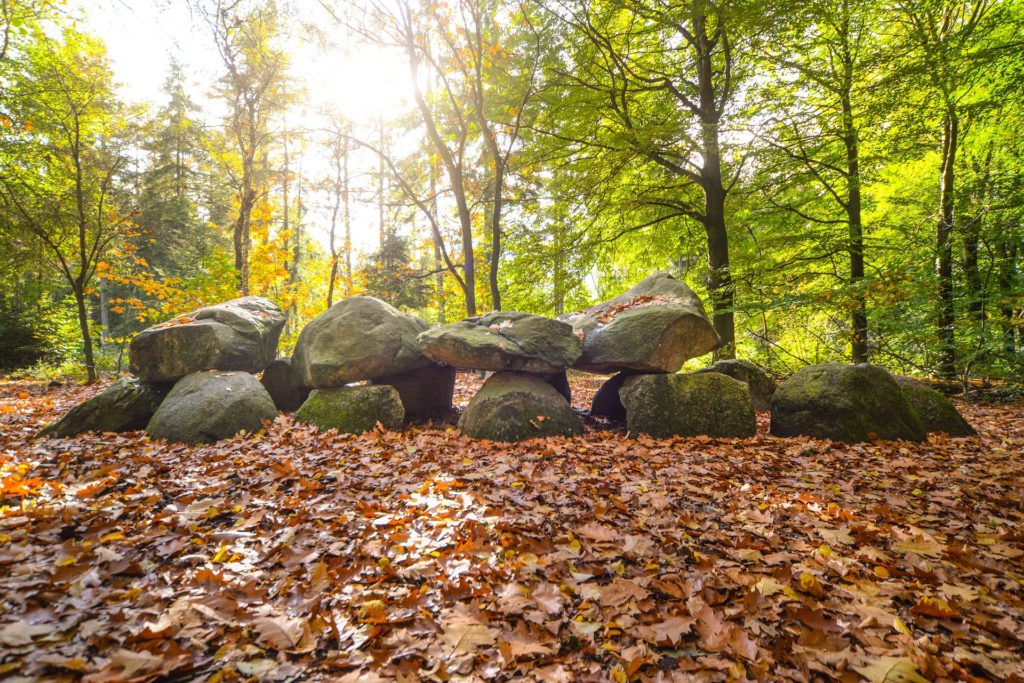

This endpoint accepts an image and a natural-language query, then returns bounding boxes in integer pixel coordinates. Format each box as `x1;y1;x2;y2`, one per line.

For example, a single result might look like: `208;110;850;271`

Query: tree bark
936;106;958;378
695;9;734;359
74;288;96;383
841;90;868;363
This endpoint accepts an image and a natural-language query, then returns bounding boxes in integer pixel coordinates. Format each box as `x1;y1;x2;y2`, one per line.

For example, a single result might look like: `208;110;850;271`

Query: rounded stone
292;296;428;387
559;273;720;374
770;363;926;443
694;359;775;412
295;385;405;434
418;311;582;374
146;371;277;444
40;377;170;438
894;376;975;437
458;372;583;442
620;372;756;439
129;296;285;382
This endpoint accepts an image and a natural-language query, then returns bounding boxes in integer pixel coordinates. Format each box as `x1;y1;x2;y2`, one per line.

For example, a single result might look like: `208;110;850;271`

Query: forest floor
0;374;1022;682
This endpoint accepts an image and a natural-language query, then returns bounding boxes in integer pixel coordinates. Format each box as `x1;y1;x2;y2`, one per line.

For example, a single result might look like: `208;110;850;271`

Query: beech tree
0;28;134;382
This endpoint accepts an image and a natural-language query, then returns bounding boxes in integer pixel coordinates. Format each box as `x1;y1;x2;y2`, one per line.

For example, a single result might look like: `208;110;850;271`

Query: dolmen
290;296;454;433
40;274;975;445
418;311;585;441
42;296;285;443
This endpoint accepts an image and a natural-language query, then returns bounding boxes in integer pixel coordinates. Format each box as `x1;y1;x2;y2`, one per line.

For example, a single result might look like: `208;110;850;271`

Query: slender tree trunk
841;91;868;363
997;240;1017;355
99;280;110;348
327;142;341;310
344;139;352;295
694;9;734;359
235;153;255;295
488;161;504;311
74;287;96;383
936;106;958;377
378;116;386;247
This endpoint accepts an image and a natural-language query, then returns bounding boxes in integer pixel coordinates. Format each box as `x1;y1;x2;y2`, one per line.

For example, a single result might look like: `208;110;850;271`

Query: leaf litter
0;376;1022;681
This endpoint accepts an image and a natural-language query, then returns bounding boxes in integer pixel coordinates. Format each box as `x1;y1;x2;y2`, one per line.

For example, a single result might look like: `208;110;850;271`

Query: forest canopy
1;0;1022;382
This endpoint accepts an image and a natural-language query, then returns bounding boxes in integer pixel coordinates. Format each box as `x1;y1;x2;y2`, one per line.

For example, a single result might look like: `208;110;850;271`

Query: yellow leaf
853;656;927;683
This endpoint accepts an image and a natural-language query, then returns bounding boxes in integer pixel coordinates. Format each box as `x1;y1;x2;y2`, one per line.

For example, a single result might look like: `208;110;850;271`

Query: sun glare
313;45;414;124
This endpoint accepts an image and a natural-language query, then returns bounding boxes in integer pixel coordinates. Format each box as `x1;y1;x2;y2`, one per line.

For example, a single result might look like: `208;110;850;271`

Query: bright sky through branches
74;0;418;252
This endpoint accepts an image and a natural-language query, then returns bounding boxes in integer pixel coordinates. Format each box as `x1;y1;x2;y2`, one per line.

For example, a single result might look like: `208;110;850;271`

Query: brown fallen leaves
1;376;1023;681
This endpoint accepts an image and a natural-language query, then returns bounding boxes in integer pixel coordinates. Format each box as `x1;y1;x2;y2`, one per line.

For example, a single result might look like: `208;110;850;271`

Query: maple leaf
852;656;928;683
637;615;694;646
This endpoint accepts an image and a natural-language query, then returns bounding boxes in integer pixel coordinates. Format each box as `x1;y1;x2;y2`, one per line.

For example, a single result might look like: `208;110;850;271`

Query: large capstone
694;359;775;412
895;376;976;437
146;370;277;444
770;363;926;443
619;372;756;439
129;296;285;382
295;385;404;434
418;311;582;374
261;357;310;412
458;372;583;442
292;296;428;387
39;377;170;438
372;364;456;418
560;273;719;373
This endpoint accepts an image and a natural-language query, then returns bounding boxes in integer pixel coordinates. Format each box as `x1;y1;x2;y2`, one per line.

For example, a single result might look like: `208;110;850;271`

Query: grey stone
894;376;976;437
261;357;310;412
146;370;277;444
560;273;719;373
39;377;170;438
292;296;428;387
295;385;404;434
694;359;775;411
418;311;582;374
620;372;756;438
373;364;456;417
459;372;583;442
770;363;926;443
129;296;285;382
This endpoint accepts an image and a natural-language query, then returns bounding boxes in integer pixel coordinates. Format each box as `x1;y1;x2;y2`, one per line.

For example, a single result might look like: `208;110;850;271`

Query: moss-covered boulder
260;357;310;412
130;296;285;382
146;371;277;444
373;364;456;418
620;372;756;438
590;372;634;420
295;385;404;434
895;376;976;437
694;359;775;411
559;273;720;374
39;377;170;438
418;311;582;374
292;296;428;387
459;372;583;442
770;363;926;443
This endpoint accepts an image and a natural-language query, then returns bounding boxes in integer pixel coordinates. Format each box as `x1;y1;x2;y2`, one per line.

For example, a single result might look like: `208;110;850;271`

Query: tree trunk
74;287;96;383
936;106;958;377
997;240;1017;356
694;9;734;360
841;91;868;363
488;161;504;311
234;157;254;296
